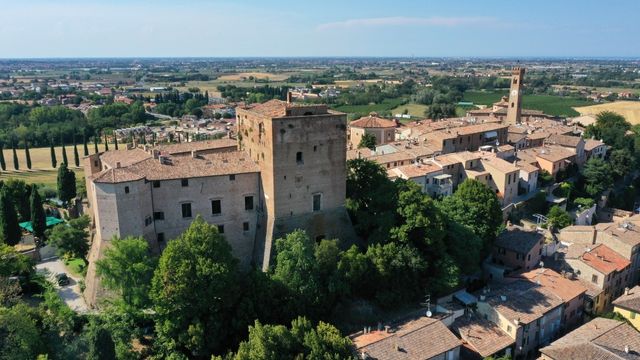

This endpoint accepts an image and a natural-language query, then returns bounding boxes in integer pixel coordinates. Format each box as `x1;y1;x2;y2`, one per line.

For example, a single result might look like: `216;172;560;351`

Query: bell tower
506;67;525;125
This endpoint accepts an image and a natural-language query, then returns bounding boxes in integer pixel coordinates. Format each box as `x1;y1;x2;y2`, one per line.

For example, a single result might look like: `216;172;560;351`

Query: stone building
347;112;397;149
83;99;355;306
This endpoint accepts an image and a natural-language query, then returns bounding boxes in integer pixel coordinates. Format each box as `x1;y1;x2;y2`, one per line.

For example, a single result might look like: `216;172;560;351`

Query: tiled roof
354;317;461;360
99;148;151;168
92;167;145;184
515;268;587;302
546;134;584;148
585;139;607;151
452;314;514;358
518;145;575;163
483;280;564;325
393;162;442;178
480;156;519;174
240;99;289;117
580;244;630;275
613;285;640;313
540;318;640;360
155;138;237;155
350;115;397;128
494;228;545;255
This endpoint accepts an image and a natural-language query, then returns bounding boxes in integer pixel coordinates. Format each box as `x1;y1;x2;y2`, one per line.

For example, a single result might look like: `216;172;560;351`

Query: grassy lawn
390;103;429;118
64;258;87;277
0;143;107;188
463;90;595;117
333;98;406;116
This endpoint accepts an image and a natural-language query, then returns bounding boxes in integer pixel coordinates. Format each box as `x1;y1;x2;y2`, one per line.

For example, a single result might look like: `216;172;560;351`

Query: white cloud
317;16;495;31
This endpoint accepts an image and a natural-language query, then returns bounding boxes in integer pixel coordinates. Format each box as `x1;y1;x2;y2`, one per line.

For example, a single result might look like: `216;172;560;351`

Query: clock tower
506;67;525;125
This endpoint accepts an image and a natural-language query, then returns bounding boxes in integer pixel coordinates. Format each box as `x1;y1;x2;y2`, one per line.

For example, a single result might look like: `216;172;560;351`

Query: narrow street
35;257;89;313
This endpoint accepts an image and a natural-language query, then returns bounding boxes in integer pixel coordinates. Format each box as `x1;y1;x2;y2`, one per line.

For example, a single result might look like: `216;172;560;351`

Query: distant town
1;56;640;360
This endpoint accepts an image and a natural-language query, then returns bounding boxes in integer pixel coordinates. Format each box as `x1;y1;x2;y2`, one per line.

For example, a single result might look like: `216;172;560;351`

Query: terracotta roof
480;156;519;174
613;285;640;313
494;228;545;255
515;268;587;302
354;317;461;360
240;99;289;117
99;148;151;168
596;220;640;247
452;314;514;358
393;162;442;178
546;134;584;148
580;244;631;275
518;145;575;163
585;139;606;151
92;167;145;184
155;138;237;155
540;318;640;360
350;114;396;128
483;280;564;325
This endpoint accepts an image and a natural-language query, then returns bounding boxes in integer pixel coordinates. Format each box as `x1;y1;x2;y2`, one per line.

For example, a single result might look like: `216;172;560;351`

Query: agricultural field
333;98;405;117
0;144;108;187
390;103;429;118
463;91;595;117
574;101;640;124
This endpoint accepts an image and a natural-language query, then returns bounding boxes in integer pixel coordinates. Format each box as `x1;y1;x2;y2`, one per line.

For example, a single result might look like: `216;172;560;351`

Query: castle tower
236;99;355;269
506;67;525;125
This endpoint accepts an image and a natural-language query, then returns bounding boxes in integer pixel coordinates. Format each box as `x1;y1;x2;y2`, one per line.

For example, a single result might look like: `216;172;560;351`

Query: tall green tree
150;216;239;356
24;139;31;170
346;158;399;243
2;179;31;221
57;162;77;205
94;136;99;154
96;236;157;309
358;132;377;150
583;157;612;197
11;140;18;170
438;179;503;254
50;139;57;168
61;142;68;165
104;133;109;151
30;185;46;241
547;205;572;231
83;133;89;156
584;111;632;151
86;320;117;360
0;188;21;246
73;136;80;167
113;131;119;150
0;143;5;171
47;215;90;259
609;149;634;179
0;304;45;359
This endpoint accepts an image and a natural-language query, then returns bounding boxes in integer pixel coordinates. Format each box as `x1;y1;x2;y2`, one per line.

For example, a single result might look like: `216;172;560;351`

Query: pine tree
11;140;19;171
73;137;80;167
83;133;89;156
50;140;57;168
94;135;99;154
57;162;76;205
114;131;119;150
24;139;32;170
0;143;5;171
62;142;68;165
30;185;46;241
104;133;109;151
0;188;21;246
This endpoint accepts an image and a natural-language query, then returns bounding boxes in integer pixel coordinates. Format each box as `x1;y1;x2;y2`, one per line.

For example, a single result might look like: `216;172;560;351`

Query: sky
0;0;638;58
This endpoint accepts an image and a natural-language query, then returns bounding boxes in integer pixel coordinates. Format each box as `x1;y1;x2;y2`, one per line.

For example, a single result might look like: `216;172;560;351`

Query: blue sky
0;0;638;58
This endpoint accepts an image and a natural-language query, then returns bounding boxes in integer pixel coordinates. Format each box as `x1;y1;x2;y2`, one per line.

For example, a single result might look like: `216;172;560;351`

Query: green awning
19;217;64;233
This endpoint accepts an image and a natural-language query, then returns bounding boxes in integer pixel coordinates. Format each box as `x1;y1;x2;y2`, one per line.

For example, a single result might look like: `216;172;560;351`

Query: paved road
35;257;89;313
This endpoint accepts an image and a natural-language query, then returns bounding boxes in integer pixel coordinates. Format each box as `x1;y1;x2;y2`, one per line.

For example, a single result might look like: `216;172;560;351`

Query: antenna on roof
420;293;432;317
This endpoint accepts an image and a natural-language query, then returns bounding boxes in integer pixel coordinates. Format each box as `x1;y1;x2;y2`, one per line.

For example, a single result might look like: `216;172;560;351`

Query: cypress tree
57;162;76;205
104;133;109;151
0;188;21;246
50;140;57;168
11;140;19;171
30;185;46;241
87;325;116;360
25;139;32;170
114;131;119;150
94;135;99;154
83;133;89;156
62;142;68;165
0;142;6;171
73;137;80;167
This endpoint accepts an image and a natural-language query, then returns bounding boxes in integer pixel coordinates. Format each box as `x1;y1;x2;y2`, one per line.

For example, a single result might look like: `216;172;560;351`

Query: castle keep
83;100;354;305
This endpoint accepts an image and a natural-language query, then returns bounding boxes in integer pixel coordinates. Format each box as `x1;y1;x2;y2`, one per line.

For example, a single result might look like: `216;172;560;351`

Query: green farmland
463;91;595;117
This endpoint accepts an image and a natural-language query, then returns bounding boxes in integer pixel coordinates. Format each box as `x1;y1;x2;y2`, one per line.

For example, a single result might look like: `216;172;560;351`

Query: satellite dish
426;310;433;318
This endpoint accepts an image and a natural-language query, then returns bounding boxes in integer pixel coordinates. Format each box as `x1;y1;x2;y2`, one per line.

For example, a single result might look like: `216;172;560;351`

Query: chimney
152;150;160;159
286;91;292;104
115;162;121;168
626;287;631;295
191;150;198;158
625;345;630;354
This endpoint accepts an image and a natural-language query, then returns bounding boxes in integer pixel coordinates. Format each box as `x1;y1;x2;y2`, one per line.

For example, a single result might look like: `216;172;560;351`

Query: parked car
55;273;69;286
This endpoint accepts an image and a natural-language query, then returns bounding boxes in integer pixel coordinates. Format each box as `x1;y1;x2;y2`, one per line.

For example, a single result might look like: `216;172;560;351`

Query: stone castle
83;99;355;306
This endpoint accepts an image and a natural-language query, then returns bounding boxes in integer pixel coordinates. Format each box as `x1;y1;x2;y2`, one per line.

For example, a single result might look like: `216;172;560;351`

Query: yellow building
612;285;640;331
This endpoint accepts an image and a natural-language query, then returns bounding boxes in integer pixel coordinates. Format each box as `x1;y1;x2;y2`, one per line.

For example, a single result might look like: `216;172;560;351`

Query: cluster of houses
352;215;640;360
